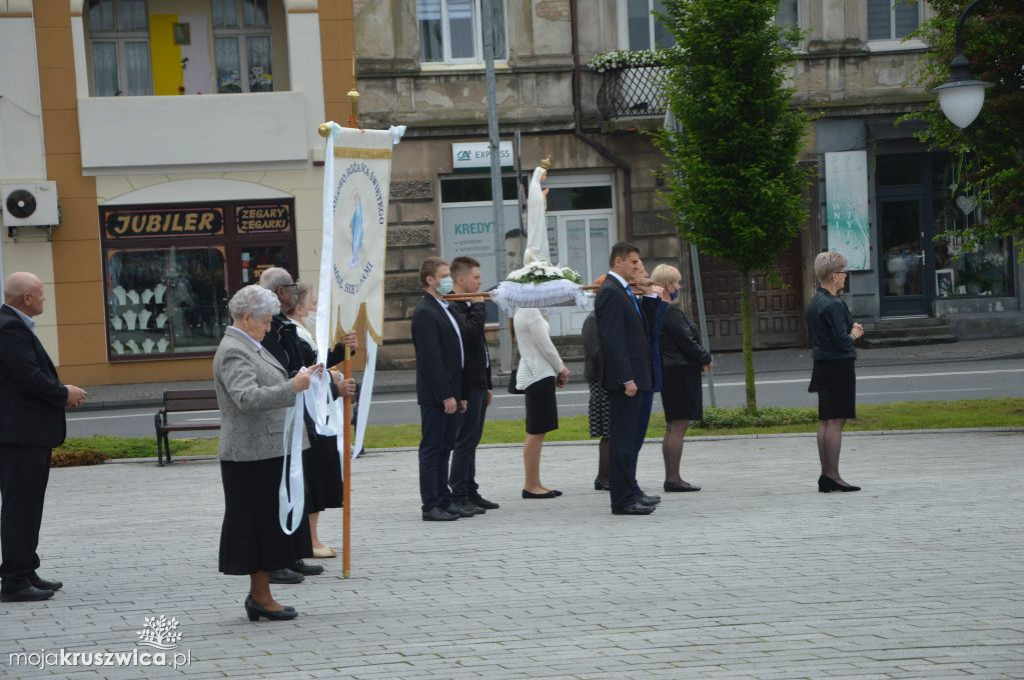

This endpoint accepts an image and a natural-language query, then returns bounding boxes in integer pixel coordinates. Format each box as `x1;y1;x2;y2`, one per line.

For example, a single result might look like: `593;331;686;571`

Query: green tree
656;0;809;413
903;0;1024;258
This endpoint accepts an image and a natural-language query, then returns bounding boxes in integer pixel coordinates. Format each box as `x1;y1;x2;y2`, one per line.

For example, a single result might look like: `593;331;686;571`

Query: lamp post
931;0;994;129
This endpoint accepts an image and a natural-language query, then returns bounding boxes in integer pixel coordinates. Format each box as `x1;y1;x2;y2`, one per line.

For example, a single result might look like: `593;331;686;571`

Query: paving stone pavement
2;431;1023;679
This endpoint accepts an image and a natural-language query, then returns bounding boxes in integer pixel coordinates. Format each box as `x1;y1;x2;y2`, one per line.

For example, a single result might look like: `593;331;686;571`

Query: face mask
437;276;454;295
670;289;680;301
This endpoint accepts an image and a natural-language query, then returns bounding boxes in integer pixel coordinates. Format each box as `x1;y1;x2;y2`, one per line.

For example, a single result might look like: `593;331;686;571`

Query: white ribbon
279;392;306;535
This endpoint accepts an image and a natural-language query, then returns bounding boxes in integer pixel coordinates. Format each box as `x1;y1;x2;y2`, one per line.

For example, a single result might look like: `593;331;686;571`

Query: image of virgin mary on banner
317;122;405;457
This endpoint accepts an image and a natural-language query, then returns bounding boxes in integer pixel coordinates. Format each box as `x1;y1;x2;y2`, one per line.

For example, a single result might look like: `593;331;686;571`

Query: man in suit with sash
594;244;661;515
0;272;87;601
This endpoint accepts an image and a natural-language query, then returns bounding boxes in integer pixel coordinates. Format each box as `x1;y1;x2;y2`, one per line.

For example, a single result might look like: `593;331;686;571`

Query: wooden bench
154;389;220;466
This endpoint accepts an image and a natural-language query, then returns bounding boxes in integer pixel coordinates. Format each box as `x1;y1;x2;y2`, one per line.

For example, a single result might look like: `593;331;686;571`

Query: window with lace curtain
868;0;922;41
212;0;273;92
417;0;507;64
86;0;153;96
623;0;674;50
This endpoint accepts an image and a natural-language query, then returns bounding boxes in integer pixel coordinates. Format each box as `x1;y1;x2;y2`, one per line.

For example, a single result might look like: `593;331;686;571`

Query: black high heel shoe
594;478;611;491
244;595;298;621
818;475;861;493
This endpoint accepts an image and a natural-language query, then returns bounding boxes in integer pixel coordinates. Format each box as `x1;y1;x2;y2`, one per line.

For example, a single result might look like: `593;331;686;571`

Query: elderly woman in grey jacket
214;284;321;622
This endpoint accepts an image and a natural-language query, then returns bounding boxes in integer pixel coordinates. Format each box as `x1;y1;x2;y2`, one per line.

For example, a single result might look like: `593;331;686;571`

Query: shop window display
106;247;229;358
933;184;1014;298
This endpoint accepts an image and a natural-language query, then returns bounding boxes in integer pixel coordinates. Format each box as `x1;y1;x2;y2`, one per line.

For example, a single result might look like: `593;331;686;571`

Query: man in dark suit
257;267;357;583
594;243;660;515
0;272;87;602
412;257;472;522
447;256;498;516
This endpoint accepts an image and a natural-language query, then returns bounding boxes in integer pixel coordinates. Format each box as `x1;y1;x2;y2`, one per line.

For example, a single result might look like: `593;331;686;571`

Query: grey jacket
213;329;306;462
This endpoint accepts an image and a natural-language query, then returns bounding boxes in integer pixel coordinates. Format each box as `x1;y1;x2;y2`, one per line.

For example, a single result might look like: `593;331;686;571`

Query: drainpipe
569;0;634;239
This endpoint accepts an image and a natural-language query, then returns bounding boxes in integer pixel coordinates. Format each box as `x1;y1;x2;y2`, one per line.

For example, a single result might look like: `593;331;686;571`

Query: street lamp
931;0;994;129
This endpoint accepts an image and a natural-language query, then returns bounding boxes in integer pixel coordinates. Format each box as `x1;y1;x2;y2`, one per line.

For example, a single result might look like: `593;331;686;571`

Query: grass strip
57;398;1024;461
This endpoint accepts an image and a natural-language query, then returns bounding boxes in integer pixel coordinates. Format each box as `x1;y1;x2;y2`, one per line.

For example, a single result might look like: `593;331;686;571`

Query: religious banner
317;122;405;456
824;150;871;271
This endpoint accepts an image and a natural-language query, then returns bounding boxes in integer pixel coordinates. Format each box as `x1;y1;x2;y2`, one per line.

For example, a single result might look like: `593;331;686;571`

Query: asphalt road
66;357;1024;439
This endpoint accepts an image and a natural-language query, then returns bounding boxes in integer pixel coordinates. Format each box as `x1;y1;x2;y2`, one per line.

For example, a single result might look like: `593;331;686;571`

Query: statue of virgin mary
523;158;552;265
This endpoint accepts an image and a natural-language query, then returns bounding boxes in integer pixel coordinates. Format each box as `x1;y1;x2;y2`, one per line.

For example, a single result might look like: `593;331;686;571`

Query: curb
72;349;1024;412
94;426;1024;464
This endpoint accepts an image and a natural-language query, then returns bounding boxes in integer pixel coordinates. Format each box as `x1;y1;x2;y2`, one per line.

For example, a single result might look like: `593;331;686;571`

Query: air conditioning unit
1;182;60;228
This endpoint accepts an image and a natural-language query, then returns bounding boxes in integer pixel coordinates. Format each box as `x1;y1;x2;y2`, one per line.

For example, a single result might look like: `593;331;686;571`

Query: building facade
356;0;1022;365
0;0;355;385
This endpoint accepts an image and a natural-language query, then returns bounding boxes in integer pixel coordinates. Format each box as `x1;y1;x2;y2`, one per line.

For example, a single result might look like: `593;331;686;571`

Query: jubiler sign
102;206;224;238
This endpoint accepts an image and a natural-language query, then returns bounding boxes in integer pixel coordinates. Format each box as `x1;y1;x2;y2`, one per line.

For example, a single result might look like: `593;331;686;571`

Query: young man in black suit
594;243;661;515
412;257;473;521
447;257;498;516
0;272;87;601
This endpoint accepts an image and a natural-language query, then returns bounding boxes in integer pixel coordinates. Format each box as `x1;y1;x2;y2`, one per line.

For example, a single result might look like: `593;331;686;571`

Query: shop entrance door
878;196;931;316
544;212;613;335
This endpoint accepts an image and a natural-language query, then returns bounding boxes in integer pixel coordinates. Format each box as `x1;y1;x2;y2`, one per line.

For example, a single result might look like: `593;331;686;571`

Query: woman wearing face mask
651;264;711;492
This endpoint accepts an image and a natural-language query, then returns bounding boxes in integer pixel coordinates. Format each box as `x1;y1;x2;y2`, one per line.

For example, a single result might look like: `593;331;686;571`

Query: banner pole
342;349;353;579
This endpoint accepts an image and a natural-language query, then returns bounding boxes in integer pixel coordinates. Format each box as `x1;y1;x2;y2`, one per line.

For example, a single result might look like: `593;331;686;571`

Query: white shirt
513;307;562;390
433;296;464;368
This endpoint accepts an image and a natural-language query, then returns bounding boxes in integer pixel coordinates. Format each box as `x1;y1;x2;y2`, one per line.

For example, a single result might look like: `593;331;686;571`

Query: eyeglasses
835;271;848;275
278;283;299;292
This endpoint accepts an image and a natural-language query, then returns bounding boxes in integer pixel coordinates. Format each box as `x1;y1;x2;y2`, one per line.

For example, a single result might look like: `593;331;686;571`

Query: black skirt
588;380;611;438
219;457;312;576
808;359;856;420
303;436;343;513
661;364;704;422
525;376;558;435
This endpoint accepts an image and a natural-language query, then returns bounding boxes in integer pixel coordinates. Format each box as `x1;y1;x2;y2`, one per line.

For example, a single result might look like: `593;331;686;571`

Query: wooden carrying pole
317;74;361;578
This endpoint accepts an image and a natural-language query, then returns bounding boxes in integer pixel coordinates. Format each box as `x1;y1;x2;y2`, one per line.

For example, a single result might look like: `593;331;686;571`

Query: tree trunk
740;271;757;414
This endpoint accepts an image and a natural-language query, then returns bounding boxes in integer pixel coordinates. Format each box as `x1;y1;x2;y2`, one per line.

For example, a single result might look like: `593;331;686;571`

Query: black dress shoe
292;560;323;576
268;568;304;584
0;585;54;602
612;502;656;515
470;495;499;510
818;475;861;493
664;480;701;492
635;494;661;506
453;499;485;515
30;575;63;591
422;507;459;521
445;502;478;517
522;489;558;499
594;478;611;491
244;595;298;622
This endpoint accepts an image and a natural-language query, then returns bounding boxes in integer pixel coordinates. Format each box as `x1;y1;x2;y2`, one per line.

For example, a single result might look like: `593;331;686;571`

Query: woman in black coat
806;251;865;492
651;265;711;492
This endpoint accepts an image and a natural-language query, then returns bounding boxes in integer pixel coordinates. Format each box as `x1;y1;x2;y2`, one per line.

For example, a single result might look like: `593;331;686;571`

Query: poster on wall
824;150;871;271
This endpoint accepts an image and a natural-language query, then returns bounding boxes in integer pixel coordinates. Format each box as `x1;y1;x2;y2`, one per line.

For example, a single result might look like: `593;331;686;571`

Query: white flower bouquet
507;262;583;285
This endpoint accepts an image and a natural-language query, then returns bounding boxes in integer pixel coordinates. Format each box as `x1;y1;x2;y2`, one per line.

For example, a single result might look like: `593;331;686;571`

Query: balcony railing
597;66;668;120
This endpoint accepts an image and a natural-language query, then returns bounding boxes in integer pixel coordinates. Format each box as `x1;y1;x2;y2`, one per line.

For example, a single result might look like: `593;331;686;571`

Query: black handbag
507;368;525;395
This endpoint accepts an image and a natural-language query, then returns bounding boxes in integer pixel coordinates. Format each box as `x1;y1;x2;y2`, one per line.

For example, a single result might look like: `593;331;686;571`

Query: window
212;0;273;92
868;0;921;41
86;0;153;96
418;0;507;63
625;0;674;51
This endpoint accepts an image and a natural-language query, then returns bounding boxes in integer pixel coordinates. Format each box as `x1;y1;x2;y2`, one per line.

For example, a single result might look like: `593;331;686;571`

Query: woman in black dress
651;265;711;492
583;306;612;490
806;251;865;492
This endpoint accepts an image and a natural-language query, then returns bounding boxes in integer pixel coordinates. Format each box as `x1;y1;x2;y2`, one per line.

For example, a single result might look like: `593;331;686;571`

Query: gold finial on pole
318;123;332;138
347;52;360;128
